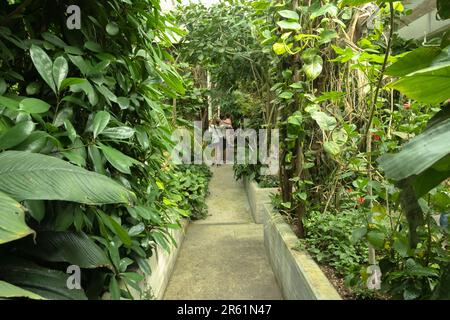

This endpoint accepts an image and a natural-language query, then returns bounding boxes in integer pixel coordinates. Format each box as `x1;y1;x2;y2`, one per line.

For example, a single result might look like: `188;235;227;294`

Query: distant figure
208;118;223;166
221;113;234;163
222;113;232;128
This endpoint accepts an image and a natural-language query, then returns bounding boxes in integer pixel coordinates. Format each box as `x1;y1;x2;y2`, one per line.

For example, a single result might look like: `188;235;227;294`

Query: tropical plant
0;0;209;300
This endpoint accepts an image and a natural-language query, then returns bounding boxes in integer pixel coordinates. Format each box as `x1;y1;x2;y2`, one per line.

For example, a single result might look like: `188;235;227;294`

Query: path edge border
243;175;278;224
243;175;342;300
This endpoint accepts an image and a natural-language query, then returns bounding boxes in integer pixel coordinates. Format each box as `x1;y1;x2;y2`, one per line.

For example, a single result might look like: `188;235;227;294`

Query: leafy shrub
0;0;199;300
174;164;212;220
297;209;369;277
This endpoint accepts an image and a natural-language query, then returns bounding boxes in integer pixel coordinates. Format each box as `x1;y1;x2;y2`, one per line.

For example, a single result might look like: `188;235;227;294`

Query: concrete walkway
164;165;282;300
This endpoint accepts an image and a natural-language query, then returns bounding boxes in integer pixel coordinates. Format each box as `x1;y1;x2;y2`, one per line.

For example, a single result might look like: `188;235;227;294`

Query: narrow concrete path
164;165;282;300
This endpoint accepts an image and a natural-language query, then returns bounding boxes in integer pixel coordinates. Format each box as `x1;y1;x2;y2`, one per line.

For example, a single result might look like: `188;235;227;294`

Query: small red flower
357;196;365;204
347;188;353;193
403;103;411;110
372;133;381;141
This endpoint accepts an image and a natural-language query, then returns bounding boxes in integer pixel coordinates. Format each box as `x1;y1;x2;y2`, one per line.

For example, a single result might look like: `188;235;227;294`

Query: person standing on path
209;118;223;166
221;113;234;164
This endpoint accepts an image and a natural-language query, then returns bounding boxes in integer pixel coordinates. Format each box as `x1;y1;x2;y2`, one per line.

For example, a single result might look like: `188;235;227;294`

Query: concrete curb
146;219;189;299
242;175;341;300
262;204;342;300
242;176;278;224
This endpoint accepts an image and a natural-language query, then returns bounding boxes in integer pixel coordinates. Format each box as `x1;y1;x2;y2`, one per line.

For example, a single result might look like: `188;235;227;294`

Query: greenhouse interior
0;0;449;305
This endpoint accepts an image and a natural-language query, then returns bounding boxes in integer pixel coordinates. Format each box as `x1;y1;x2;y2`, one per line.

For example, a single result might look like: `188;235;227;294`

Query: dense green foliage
176;0;449;300
176;164;213;220
1;0;448;301
0;0;210;300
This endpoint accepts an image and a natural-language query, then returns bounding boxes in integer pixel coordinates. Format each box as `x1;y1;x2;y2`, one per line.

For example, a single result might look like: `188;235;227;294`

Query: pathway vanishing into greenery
164;165;282;300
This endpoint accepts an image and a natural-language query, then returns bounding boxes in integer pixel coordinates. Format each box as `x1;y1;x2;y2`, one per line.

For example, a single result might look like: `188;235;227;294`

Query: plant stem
361;2;395;148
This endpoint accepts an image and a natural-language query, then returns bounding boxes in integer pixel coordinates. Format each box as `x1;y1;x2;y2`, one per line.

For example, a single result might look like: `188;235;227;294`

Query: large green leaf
24;200;45;222
92;111;110;138
0;257;87;300
385;47;442;77
278;10;299;20
0;280;46;299
276;20;301;30
30;45;56;93
310;3;338;19
323;141;341;156
310;111;337;131
302;55;323;80
302;49;323;80
0;191;34;245
0;95;20;110
0;151;135;204
388;64;450;104
19;98;51;114
100;126;135;139
69;79;98;106
88;145;106;174
411;164;450;198
14;131;49;153
378;118;450;181
53;56;68;91
97;211;132;246
99;143;141;174
20;231;113;270
366;231;386;250
0;120;35;150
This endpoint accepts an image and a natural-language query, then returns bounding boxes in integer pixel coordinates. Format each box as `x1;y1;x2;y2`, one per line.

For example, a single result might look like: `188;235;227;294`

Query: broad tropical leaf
0;191;34;245
310;111;337;131
0;120;35;150
19;231;113;270
0;280;46;300
0;151;136;204
388;64;450;104
0;257;87;300
378;118;450;181
385;47;442;77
